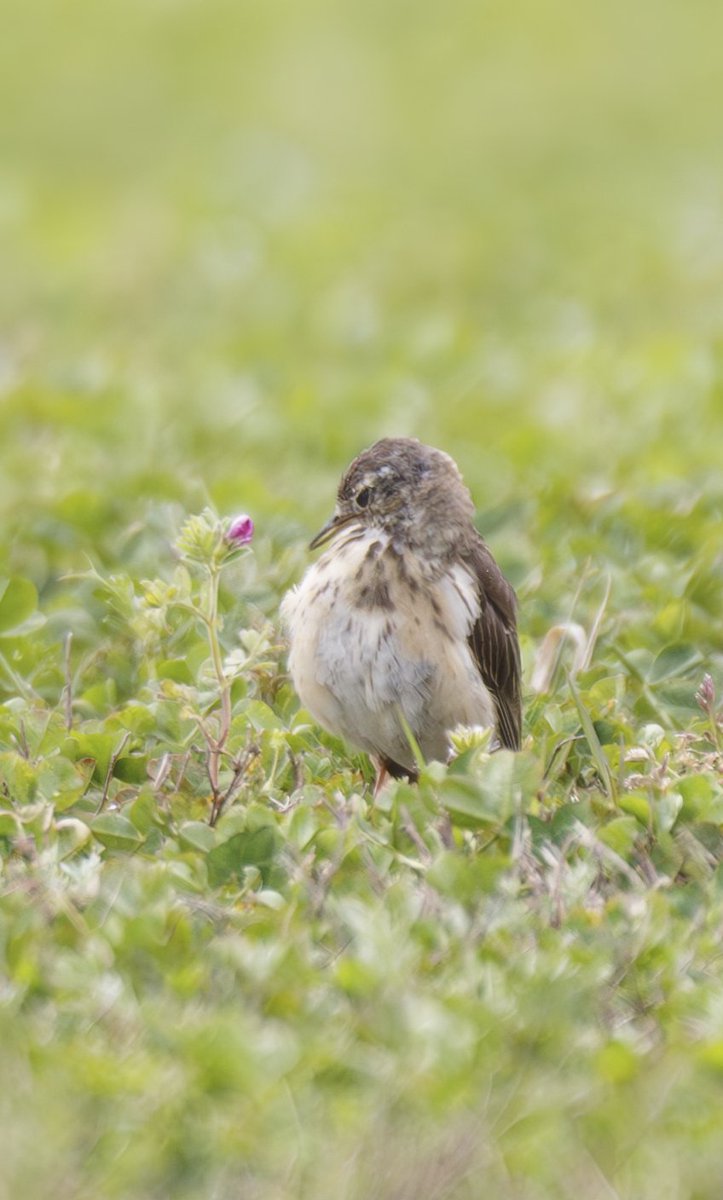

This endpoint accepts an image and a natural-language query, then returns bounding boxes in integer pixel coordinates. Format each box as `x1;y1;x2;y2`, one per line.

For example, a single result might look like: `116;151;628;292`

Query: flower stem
205;563;232;798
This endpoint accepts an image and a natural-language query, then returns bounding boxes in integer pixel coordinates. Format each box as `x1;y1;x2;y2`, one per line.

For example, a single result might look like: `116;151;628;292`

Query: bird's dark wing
465;537;522;750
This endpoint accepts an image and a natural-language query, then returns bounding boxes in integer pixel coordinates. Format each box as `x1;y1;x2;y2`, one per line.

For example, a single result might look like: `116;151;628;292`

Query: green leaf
113;755;149;784
91;812;145;850
112;705;156;735
79;679;118;712
439;776;500;826
157;658;194;684
286;805;319;849
206;828;278;888
55;817;93;858
0;810;22;837
597;816;638;858
0;577;43;637
439;751;539;829
655;791;683;835
239;700;284;732
128;790;157;834
647;643;703;684
677;775;723;823
63;733;119;781
0;751;38;805
36;757;87;812
178;820;217;853
618;791;651;825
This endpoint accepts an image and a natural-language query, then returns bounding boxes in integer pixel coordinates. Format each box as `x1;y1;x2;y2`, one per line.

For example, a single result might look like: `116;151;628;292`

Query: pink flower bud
226;514;254;546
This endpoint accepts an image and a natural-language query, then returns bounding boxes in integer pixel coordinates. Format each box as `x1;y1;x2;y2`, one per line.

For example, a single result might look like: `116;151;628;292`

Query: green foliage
2;0;723;1196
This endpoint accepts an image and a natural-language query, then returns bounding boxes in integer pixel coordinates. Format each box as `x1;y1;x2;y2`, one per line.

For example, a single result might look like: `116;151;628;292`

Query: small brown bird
282;438;521;789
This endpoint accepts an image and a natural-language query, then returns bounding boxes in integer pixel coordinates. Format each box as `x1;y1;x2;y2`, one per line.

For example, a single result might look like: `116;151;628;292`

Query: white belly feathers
281;529;495;770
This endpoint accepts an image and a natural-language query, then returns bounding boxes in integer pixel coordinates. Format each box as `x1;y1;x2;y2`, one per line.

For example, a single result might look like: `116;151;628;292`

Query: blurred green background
2;2;723;1198
2;0;722;552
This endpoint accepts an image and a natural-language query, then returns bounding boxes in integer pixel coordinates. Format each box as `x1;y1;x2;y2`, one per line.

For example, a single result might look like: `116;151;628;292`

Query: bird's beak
309;511;356;551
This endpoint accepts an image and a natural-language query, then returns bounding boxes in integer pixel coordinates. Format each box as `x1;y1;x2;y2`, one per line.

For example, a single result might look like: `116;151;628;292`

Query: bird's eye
355;486;373;509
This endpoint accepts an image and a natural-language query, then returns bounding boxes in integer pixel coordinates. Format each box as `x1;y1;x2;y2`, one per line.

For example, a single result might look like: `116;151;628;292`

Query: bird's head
309;437;475;557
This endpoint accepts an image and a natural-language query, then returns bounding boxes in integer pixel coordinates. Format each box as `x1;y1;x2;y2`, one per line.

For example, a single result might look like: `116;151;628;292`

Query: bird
281;437;521;791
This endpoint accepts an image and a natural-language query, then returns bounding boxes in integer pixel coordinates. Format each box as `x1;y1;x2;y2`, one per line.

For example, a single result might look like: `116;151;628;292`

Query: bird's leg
372;760;389;799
